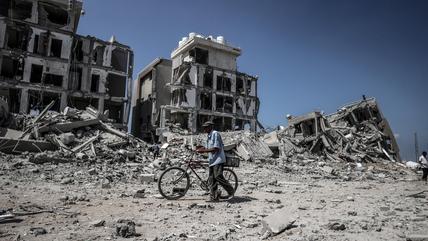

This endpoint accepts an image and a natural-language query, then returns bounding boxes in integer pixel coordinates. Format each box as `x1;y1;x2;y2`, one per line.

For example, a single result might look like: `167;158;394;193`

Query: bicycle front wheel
158;167;190;200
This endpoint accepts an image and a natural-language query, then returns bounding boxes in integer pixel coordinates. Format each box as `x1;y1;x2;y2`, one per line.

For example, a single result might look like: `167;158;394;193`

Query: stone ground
1;157;428;241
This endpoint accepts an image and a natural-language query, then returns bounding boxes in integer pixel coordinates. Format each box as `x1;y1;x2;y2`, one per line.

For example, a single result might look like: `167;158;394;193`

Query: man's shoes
226;191;235;200
206;190;221;202
220;190;235;200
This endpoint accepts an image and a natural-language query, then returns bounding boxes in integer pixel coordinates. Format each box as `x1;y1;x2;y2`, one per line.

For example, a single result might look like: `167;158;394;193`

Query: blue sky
78;0;428;161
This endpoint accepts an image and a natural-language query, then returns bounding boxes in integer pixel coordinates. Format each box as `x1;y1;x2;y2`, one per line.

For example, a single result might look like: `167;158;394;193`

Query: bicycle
157;149;239;200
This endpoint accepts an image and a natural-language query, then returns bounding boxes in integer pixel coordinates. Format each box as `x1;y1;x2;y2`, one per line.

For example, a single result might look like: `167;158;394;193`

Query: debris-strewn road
1;156;427;241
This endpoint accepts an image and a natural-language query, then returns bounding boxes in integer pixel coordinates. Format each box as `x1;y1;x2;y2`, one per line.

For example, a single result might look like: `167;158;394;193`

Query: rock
30;227;47;236
152;158;168;170
246;223;259;228
347;211;357;216
90;219;105;227
60;177;73;185
261;208;298;236
115;219;137;238
321;166;334;175
101;179;111;189
379;206;390;211
133;189;145;198
346;196;354;201
76;152;88;160
328;222;346;231
342;176;351;181
88;168;97;175
376;173;386;178
59;133;75;145
140;174;155;183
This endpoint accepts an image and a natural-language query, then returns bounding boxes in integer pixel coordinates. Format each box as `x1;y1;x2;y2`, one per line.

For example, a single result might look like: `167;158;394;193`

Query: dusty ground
1;156;428;241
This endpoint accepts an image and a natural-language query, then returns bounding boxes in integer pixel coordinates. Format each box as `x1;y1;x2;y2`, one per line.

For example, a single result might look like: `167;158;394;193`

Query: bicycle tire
158;167;190;200
219;168;238;198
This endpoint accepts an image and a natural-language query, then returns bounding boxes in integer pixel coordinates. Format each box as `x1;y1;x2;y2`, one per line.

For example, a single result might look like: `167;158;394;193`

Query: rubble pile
1;101;147;160
0;97;410;184
0;102;161;185
272;98;400;164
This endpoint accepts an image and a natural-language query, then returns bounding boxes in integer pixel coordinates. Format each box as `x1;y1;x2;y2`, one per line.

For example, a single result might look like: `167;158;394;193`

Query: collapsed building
263;97;401;164
132;33;260;140
0;0;133;126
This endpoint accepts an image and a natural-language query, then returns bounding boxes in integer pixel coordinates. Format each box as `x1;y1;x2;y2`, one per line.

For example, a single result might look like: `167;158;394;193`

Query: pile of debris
0;101;148;164
157;128;273;167
263;98;401;165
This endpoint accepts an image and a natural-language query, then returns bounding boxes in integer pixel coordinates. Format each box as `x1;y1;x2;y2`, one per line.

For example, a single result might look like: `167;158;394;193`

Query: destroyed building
131;58;172;140
269;97;401;164
0;0;133;126
132;33;260;140
326;97;400;161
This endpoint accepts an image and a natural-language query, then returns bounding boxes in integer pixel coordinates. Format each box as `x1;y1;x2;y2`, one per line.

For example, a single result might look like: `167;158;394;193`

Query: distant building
131;33;260;140
131;58;172;140
0;0;133;125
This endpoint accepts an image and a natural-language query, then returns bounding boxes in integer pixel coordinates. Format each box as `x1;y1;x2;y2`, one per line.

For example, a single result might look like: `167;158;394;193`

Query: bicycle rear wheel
158;167;190;200
219;168;238;198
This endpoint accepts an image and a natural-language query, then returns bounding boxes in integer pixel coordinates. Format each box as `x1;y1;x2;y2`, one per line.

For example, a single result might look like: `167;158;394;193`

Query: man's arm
196;146;219;153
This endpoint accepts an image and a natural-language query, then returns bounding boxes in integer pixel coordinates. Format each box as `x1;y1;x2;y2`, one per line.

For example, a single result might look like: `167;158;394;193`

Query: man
196;121;235;202
418;151;428;182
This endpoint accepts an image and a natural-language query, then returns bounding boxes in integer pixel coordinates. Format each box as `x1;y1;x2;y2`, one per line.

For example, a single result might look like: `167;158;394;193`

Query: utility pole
415;132;419;162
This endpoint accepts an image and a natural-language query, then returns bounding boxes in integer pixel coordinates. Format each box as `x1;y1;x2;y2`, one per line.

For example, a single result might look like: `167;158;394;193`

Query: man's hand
196;147;206;153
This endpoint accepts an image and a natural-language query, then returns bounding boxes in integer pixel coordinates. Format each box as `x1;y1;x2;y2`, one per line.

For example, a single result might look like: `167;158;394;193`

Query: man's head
202;121;214;133
423;151;427;157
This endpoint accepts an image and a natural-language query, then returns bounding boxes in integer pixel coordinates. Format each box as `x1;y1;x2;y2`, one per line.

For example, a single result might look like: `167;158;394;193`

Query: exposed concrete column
159;107;166;128
232;118;236;131
60;92;68;111
189;111;197;134
251;119;257;132
212;93;216;112
19;88;29;114
122;101;128;125
98;97;104;113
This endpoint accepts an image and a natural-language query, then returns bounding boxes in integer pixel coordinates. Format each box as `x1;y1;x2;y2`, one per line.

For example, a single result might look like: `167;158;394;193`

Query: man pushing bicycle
196;121;235;202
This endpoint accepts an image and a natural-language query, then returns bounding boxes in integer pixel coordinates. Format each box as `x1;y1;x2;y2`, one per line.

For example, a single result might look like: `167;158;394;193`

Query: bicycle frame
183;153;210;190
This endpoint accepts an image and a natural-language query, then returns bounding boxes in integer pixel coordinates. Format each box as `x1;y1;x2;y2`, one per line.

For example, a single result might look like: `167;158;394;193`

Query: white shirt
419;155;428;168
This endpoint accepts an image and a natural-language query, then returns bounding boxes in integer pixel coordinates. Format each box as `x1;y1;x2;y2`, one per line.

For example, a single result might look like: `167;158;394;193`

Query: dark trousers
422;168;428;181
208;164;234;199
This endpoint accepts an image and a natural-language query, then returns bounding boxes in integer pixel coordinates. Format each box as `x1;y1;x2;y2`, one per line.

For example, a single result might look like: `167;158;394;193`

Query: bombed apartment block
278;97;400;163
132;33;259;139
327;97;400;161
0;0;133;125
131;58;172;141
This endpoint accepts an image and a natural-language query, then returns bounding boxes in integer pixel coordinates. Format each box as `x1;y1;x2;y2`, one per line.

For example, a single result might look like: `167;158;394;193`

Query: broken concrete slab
38;119;101;134
261;208;298;236
0;138;57;154
0;128;26;139
140;174;155;183
236;135;273;161
29;153;71;164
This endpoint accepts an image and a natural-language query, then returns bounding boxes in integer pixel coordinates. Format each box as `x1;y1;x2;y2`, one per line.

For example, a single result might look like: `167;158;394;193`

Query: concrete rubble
0;94;424;239
0;102;148;163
